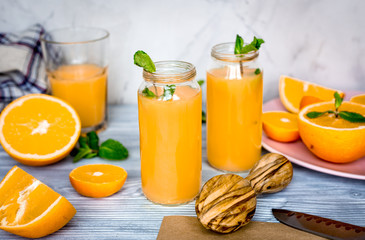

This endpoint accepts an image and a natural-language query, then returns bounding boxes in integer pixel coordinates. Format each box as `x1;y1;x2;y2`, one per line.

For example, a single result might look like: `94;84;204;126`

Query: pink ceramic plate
262;90;365;180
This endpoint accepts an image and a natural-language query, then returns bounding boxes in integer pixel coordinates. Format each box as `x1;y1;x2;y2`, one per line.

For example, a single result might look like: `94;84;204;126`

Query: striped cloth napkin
0;24;48;111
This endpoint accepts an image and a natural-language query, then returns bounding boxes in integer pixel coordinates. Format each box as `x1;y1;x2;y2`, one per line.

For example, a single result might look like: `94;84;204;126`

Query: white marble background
0;0;364;103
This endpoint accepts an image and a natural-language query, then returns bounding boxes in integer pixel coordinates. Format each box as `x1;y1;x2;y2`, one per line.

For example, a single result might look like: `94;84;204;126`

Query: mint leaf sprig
72;131;129;163
234;35;264;55
306;92;365;123
134;50;176;101
234;35;264;76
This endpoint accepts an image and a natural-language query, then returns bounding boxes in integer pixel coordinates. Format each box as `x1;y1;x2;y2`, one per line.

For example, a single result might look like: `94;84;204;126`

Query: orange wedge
263;111;300;142
69;164;127;198
0;94;81;166
279;76;344;113
350;94;365;105
0;166;76;238
299;96;324;110
298;101;365;163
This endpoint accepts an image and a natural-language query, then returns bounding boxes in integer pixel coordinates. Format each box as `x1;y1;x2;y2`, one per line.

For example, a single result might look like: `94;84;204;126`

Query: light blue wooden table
0;104;364;239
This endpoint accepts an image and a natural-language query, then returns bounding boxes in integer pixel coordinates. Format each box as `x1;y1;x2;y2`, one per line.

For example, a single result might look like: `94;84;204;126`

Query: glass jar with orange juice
207;42;263;172
41;27;109;132
138;61;202;205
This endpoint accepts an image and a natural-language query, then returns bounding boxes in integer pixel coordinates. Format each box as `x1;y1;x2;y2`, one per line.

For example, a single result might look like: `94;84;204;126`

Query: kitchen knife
272;209;365;240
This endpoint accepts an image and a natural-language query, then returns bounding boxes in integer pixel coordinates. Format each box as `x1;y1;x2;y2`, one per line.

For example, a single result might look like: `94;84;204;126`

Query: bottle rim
211;42;259;62
143;61;196;83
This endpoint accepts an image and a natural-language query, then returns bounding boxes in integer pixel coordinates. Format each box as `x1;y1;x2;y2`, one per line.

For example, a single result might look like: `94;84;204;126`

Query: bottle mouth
211;42;259;62
143;61;196;83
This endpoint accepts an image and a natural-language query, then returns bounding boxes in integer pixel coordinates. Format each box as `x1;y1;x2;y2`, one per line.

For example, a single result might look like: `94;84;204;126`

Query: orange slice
299;96;324;110
350;94;365;105
279;76;344;113
69;164;127;198
0;166;76;238
0;94;81;166
263;111;300;142
298;101;365;163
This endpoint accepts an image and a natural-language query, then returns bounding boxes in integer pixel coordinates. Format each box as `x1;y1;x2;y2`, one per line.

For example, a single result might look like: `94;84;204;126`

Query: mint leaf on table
73;148;93;163
162;85;176;101
87;131;99;150
234;35;265;55
99;139;129;160
79;136;89;149
339;111;365;123
134;50;156;73
142;87;156;97
72;131;129;162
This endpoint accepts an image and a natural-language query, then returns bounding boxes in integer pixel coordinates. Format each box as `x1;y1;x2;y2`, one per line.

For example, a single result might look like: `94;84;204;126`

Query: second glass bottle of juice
207;43;263;172
138;61;202;205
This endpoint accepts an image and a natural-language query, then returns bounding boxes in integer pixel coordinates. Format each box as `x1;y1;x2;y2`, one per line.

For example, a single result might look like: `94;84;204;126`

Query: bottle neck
143;61;196;84
211;42;259;62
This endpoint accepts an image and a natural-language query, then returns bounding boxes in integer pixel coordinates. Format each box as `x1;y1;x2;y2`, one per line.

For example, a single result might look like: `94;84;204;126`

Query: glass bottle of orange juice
206;42;263;172
138;61;202;205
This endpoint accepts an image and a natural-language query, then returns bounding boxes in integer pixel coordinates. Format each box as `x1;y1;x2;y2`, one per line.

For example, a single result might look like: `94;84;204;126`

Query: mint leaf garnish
99;139;129;160
197;80;205;86
254;68;261;75
142;87;156;97
162;85;176;101
306;111;326;118
334;92;343;112
134;50;156;73
306;92;365;123
234;35;244;54
235;35;265;55
87;131;99;150
339;111;365;123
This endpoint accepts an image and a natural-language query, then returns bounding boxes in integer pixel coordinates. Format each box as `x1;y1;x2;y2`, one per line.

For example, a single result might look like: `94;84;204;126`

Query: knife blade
272;209;365;240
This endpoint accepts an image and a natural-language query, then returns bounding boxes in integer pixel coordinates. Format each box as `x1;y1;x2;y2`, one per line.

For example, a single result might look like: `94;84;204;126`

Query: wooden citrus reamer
195;153;293;233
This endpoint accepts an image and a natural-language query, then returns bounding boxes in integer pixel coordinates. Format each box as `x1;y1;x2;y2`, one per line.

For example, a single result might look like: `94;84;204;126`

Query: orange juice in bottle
49;64;107;129
138;61;202;205
207;42;263;172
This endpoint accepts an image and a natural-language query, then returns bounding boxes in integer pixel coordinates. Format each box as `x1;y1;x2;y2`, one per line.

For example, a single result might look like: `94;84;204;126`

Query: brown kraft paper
157;216;326;240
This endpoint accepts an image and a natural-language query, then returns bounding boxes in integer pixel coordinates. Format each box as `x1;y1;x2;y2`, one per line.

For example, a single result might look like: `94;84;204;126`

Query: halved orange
299;96;324;110
350;94;365;105
0;94;81;166
0;166;76;238
298;101;365;163
69;164;127;198
263;111;300;142
279;76;344;113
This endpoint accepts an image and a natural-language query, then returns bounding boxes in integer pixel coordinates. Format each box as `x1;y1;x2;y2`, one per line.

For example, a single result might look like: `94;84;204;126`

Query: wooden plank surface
0;104;364;239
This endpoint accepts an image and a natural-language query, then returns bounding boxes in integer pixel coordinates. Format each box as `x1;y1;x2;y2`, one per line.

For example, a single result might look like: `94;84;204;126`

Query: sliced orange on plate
0;166;76;238
298;101;365;163
299;96;324;110
279;76;344;113
69;164;127;198
0;94;81;166
350;94;365;105
263;111;300;142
